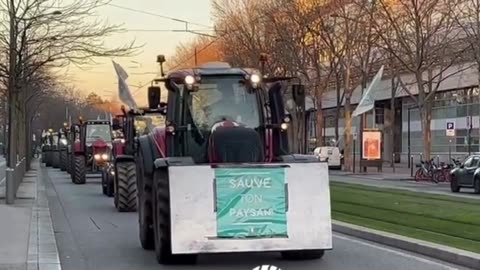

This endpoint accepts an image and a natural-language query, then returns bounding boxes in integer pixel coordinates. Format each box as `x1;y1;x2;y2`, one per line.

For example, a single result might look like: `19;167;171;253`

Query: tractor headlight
281;123;288;130
110;170;115;176
94;154;101;160
250;74;261;88
101;153;109;160
120;139;125;144
185;75;195;84
60;138;68;145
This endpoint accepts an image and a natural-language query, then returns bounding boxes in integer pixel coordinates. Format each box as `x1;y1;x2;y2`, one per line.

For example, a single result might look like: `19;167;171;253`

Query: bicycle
415;159;436;182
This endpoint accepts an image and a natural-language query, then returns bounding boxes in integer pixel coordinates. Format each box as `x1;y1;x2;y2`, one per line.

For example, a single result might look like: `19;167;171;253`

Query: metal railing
5;157;27;204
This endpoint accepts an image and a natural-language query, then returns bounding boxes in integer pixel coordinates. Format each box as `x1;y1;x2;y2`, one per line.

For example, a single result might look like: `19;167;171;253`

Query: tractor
41;129;53;165
70;119;113;184
135;59;332;265
106;108;165;212
44;130;60;168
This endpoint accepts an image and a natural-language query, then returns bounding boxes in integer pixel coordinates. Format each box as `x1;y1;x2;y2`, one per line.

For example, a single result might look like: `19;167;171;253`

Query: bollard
392;153;396;173
6;167;15;204
410;156;414;177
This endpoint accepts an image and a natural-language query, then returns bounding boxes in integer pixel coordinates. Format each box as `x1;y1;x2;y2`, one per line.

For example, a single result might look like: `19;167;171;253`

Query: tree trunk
344;96;353;171
390;76;396;165
420;103;432;160
335;71;341;141
316;95;324;147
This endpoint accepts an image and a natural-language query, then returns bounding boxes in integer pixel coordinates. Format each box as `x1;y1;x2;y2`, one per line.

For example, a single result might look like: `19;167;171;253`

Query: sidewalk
0;160;61;270
330;162;414;180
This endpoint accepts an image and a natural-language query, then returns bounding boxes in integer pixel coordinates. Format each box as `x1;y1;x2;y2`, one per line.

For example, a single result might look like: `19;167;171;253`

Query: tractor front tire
281;250;325;260
137;152;154;250
52;151;60;168
72;155;86;185
66;152;72;174
153;169;197;265
115;162;137;212
60;150;67;171
45;152;52;167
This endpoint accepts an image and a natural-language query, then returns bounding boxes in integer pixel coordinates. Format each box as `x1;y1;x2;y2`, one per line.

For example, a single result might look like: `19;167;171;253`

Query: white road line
334;234;461;270
0;177;4;186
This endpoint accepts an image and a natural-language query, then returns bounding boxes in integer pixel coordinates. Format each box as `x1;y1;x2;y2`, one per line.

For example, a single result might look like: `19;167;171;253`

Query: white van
314;146;342;170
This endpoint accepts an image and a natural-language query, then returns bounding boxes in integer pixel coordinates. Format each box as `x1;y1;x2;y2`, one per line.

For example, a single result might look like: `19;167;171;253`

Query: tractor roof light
185;75;195;90
283;116;291;123
251;74;261;84
281;123;289;130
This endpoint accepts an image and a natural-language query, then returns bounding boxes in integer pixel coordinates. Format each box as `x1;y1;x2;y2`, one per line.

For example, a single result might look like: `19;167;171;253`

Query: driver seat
208;125;264;163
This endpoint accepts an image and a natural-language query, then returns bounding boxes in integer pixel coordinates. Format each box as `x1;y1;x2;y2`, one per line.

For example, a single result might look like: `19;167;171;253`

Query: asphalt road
43;166;472;270
330;175;480;200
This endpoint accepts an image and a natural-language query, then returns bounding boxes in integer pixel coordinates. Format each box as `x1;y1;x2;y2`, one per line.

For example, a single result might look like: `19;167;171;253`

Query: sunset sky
64;0;213;105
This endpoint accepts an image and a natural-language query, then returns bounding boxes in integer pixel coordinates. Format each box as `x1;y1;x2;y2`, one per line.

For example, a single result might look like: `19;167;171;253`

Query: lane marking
0;177;4;186
334;234;461;270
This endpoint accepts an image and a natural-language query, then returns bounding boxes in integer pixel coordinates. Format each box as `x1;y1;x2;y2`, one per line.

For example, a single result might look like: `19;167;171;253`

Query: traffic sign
446;121;455;136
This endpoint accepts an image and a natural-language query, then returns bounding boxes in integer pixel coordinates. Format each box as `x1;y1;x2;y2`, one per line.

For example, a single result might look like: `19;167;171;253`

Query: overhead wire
119;6;273;98
106;3;214;29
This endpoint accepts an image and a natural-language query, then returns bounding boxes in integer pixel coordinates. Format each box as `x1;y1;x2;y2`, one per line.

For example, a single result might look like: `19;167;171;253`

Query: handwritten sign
215;167;288;238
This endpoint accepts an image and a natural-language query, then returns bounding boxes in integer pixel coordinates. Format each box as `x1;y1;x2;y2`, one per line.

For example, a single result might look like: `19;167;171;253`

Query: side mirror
292;84;305;109
148;86;161;109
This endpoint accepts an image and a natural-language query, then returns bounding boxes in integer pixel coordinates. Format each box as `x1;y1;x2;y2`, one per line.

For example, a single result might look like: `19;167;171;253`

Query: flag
352;65;384;118
112;60;138;110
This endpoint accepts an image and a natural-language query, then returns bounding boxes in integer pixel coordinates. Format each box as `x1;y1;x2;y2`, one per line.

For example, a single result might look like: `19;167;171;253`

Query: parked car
450;154;480;194
314;146;342;170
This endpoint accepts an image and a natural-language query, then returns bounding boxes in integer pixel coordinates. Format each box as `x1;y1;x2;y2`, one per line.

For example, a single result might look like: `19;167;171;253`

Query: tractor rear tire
153;169;197;265
137;152;154;250
106;173;114;197
52;151;60;168
60;150;67;171
115;162;137;212
281;250;325;260
72;155;86;185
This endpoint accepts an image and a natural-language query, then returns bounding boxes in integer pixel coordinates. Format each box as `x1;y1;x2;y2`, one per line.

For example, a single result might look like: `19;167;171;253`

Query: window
189;76;260;131
463;156;473;167
470;156;480;168
86;124;112;143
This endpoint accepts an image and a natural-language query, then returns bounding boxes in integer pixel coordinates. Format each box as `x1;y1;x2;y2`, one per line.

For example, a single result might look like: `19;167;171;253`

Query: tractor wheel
66;152;72;174
101;170;108;196
281;250;325;260
60;150;67;171
45;152;52;167
137;152;154;250
72;155;86;185
115;162;137;212
106;173;114;197
52;151;60;168
153;169;197;265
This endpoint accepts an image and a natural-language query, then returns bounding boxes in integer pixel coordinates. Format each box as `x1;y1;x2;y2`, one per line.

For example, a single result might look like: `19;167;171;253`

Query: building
315;63;479;163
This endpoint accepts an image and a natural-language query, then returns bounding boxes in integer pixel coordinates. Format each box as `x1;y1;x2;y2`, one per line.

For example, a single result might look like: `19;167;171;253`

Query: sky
63;0;214;105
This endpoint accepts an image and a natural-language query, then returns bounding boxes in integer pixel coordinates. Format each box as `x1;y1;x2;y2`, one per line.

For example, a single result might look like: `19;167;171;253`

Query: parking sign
446;121;455;136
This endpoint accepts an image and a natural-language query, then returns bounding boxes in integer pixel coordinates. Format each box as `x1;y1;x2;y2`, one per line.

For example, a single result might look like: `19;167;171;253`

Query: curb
332;220;480;269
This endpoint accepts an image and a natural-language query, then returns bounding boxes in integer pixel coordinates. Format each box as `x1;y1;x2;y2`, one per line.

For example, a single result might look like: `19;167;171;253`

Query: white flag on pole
352;65;384;118
112;60;138;110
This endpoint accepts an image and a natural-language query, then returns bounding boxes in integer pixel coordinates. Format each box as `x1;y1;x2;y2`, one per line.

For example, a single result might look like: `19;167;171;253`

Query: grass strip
330;182;480;254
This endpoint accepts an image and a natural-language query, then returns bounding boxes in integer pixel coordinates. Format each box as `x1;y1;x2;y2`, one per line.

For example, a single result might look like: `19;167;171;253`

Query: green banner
215;167;288;238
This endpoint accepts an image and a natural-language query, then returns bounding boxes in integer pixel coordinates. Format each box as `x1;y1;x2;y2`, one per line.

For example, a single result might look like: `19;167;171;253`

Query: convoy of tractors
39;57;333;265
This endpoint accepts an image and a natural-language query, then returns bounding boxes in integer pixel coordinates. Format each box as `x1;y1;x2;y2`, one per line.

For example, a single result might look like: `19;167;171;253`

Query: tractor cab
70;119;113;184
152;62;293;164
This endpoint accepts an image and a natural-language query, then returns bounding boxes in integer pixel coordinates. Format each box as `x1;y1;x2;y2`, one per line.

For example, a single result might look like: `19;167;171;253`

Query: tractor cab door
267;81;290;157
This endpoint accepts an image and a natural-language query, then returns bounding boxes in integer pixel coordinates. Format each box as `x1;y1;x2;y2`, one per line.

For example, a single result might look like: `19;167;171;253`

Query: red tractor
102;116;125;198
70;119;113;184
135;59;332;265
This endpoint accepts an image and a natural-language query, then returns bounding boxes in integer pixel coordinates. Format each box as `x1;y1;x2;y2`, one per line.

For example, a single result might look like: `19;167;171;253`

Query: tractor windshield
189;75;260;130
86;124;112;143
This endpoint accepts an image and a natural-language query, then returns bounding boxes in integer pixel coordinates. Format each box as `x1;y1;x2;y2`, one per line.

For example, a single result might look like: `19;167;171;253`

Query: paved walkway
0;160;61;270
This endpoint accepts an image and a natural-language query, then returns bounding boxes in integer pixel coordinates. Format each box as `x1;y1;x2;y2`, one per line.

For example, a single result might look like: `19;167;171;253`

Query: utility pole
6;0;18;204
194;47;198;66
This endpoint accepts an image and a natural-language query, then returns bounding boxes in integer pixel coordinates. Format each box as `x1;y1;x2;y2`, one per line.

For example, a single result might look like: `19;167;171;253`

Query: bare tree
0;0;139;165
374;0;471;159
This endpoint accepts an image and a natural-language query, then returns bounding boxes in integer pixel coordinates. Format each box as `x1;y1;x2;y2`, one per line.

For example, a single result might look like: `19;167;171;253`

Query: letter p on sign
253;265;282;270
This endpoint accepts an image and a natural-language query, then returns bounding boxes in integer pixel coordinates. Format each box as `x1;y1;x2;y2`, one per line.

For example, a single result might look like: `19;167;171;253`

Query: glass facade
402;87;480;155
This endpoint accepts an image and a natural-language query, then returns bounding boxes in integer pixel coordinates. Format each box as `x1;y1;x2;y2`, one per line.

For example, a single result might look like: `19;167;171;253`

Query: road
43;167;472;270
330;174;480;200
